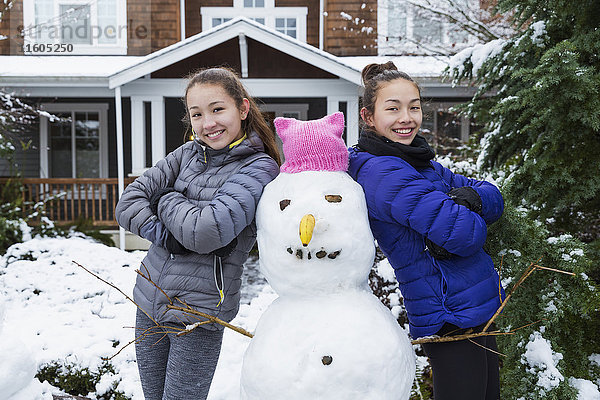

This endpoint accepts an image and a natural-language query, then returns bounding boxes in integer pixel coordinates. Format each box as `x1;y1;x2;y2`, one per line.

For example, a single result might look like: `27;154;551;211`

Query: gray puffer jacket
115;131;279;329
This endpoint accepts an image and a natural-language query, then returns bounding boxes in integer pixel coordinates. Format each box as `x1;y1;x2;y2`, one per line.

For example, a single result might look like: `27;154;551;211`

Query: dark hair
360;61;422;127
183;67;281;165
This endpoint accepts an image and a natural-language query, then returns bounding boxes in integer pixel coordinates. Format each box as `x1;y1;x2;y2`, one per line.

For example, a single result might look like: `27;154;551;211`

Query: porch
2;177;135;228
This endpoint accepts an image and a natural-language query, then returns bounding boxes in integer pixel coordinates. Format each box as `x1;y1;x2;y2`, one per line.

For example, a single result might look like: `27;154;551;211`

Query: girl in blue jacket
348;61;504;400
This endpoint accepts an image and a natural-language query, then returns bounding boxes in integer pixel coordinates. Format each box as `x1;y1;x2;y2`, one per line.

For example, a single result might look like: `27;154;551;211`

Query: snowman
240;112;415;400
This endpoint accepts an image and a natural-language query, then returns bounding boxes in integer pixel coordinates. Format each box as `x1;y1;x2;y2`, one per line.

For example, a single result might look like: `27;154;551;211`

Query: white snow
375;258;397;283
521;330;564;391
339;55;450;78
0;56;143;77
0;235;275;399
547;234;573;244
0;228;414;400
340;12;353;21
449;38;506;76
529;21;547;46
0;219;595;399
570;378;600;400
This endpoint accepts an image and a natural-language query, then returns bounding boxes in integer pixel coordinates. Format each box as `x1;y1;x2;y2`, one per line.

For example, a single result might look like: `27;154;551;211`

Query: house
0;0;480;248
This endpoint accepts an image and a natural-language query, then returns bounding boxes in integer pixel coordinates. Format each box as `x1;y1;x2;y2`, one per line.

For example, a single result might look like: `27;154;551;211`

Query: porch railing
1;178;136;227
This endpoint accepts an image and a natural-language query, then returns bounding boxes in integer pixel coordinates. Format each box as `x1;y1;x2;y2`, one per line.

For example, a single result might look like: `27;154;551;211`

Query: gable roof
108;16;362;89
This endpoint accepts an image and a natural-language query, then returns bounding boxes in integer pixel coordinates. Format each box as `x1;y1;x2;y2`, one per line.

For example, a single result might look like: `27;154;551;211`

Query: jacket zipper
423;238;451;314
213;255;225;307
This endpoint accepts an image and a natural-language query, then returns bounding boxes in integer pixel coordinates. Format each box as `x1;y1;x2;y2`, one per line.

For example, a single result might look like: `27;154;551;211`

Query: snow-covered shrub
36;360;129;400
485;203;600;399
444;4;600;394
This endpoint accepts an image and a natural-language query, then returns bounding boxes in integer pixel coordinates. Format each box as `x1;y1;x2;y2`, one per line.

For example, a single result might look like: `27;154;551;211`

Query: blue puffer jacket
348;148;504;338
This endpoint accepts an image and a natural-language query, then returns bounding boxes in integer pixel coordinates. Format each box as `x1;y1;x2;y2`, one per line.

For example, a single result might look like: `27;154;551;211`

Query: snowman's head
256;170;376;296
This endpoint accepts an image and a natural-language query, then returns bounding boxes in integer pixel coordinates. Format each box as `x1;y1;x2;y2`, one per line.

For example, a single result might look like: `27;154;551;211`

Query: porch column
130;96;146;176
115;86;126;250
346;96;360;146
327;96;360;146
150;97;166;165
327;95;343;116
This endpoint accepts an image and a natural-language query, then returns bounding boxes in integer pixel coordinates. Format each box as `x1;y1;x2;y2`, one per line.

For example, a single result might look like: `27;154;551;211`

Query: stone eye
325;195;342;203
279;199;291;210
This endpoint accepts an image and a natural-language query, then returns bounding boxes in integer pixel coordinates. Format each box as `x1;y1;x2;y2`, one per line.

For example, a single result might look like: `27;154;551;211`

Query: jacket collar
193;131;264;163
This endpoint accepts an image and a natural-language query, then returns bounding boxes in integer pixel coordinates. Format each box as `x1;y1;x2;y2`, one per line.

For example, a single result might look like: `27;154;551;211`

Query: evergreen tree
447;0;600;235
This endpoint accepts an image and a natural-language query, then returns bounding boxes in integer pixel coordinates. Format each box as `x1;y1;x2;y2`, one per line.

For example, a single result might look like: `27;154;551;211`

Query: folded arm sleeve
434;162;504;224
138;218;169;247
359;158;488;257
114;146;184;235
157;156;279;254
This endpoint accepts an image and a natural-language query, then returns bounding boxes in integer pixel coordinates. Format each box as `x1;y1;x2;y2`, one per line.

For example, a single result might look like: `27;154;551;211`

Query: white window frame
201;2;308;42
22;0;128;55
377;0;477;55
39;103;109;179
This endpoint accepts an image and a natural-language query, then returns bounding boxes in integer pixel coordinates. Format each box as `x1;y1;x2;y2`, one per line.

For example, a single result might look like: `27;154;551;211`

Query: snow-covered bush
485;204;600;399
434;143;600;399
36;360;129;400
444;4;600;394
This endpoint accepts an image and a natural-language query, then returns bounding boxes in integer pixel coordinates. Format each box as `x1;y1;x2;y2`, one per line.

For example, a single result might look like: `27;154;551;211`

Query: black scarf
356;129;435;169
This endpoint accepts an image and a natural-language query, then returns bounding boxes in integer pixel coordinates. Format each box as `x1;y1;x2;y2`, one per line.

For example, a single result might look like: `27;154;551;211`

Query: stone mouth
286;247;341;260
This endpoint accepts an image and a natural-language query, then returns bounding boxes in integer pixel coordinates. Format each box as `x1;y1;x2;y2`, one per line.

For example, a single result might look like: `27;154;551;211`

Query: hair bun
361;61;399;85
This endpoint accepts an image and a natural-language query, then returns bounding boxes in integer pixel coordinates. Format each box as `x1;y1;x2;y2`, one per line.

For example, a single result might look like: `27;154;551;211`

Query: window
244;0;264;7
377;0;476;55
201;1;307;42
40;104;109;179
212;17;232;28
275;18;296;39
22;0;127;54
59;4;92;44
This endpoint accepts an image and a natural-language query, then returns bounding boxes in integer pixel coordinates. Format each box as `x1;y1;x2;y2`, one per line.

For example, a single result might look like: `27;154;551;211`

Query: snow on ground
2;235;599;399
0;235;275;399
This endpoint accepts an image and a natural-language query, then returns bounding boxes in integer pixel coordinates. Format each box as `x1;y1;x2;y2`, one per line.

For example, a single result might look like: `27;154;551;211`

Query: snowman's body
241;171;415;400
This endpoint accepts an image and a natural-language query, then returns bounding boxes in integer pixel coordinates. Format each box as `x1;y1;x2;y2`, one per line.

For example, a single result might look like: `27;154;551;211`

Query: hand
211;237;238;258
164;232;188;254
149;188;175;215
448;186;482;215
425;238;453;260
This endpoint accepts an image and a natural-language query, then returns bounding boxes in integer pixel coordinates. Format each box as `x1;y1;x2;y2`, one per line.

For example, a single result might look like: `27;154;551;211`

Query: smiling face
361;79;422;146
256;171;376;296
187;83;250;150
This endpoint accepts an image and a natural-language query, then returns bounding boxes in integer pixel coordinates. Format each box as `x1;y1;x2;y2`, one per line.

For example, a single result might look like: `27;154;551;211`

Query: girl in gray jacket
115;67;280;400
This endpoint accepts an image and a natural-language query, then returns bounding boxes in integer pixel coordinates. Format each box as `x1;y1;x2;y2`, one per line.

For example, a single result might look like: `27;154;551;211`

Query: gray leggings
135;309;224;400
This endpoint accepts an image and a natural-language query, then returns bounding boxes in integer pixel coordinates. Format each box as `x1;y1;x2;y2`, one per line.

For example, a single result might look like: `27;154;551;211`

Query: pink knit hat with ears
275;112;348;173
